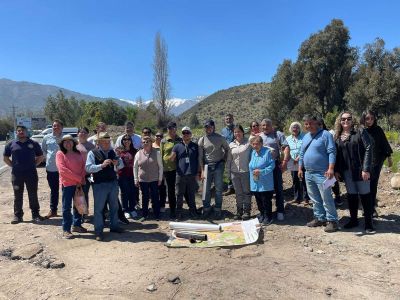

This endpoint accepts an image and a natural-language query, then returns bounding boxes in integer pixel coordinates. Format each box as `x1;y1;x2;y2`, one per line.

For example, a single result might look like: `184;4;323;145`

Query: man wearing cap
170;126;199;219
160;121;182;219
88;122;106;144
42;119;63;219
86;132;124;241
221;113;235;196
198;119;230;219
115;121;142;150
3;125;45;224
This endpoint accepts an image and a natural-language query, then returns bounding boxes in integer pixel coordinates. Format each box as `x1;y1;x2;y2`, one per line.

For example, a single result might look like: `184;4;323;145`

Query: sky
0;0;399;101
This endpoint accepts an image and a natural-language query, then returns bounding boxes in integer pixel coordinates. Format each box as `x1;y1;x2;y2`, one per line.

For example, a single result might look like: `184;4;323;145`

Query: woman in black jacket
334;111;375;233
360;110;393;216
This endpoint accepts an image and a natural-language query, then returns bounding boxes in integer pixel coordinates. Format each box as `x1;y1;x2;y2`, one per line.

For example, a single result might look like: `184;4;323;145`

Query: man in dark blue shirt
170;126;199;219
3;125;45;224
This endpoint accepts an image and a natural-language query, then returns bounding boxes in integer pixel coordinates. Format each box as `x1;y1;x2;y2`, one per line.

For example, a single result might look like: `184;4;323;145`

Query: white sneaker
124;212;130;219
160;207;166;213
277;213;284;221
129;211;138;219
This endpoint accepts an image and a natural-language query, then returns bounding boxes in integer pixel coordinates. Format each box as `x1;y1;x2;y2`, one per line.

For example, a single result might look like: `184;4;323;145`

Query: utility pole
10;105;17;129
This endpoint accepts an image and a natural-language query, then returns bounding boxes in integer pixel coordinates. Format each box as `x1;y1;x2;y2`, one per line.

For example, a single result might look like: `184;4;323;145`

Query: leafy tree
345;38;400;117
188;112;200;128
267;59;297;128
293;19;357;116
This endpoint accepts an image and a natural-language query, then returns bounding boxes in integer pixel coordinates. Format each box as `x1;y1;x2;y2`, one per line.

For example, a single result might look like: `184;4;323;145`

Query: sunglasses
182;131;191;135
341;117;352;122
122;139;131;142
252;124;259;128
142;131;151;134
156;135;163;138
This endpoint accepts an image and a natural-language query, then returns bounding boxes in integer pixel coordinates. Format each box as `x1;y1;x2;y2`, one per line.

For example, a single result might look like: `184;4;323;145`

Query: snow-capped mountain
119;96;206;115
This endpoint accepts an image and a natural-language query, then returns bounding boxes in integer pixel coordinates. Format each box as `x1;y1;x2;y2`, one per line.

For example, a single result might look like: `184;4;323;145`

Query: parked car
31;127;79;145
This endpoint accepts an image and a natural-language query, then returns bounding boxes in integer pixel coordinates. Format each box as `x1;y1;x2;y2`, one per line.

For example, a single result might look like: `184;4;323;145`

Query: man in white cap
170;126;199;219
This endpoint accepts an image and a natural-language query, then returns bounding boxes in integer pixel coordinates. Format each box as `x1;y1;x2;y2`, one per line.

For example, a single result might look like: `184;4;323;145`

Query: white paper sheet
323;177;336;190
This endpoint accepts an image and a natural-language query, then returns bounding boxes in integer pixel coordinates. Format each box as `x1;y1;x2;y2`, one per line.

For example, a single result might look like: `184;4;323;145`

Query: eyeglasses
182;131;191;135
341;117;352;122
252;124;259;128
142;131;151;135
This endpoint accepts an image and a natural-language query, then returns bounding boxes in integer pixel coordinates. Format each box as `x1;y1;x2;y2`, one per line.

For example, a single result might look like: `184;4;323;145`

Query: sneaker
11;216;23;224
343;220;359;229
223;188;235;196
95;234;104;241
46;210;58;219
242;212;251;220
365;227;376;234
62;231;74;239
129;211;138;219
277;213;285;221
160;207;166;213
32;215;45;223
72;226;88;233
324;221;338;233
262;217;273;226
110;227;125;234
124;212;131;219
306;219;327;227
119;215;130;225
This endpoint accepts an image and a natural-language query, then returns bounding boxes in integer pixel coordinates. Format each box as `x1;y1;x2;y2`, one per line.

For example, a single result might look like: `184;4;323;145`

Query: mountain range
0;78;203;117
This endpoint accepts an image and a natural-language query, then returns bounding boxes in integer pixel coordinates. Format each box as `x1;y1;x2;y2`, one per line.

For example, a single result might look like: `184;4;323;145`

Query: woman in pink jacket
56;135;86;239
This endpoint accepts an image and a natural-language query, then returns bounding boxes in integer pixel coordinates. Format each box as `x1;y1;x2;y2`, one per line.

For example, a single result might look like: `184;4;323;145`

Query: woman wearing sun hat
56;134;87;239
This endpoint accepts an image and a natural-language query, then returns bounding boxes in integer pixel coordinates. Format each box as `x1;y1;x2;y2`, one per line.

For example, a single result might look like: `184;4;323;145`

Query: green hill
178;82;270;129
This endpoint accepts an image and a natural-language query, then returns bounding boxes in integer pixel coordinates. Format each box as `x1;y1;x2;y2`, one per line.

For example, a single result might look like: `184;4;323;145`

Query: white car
31;127;79;145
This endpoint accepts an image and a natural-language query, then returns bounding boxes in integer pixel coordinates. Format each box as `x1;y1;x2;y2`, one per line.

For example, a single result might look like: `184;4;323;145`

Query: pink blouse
56;151;86;187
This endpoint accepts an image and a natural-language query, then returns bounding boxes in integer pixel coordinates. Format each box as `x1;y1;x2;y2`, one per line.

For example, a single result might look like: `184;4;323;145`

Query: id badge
185;157;190;164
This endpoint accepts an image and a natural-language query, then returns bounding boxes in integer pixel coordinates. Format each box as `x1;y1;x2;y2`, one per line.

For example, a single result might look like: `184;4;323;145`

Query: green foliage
0;118;13;140
345;38;400;118
324;107;340;130
385;131;399;145
385;150;400;173
188;113;200;128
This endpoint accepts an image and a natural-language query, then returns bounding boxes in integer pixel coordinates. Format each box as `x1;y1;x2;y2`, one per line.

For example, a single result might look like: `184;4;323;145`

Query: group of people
3;109;392;241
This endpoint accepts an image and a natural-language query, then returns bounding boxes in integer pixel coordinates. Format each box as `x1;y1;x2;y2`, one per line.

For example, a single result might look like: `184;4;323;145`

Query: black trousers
176;174;197;210
46;171;59;212
12;171;40;218
253;191;274;219
164;170;177;213
370;161;384;209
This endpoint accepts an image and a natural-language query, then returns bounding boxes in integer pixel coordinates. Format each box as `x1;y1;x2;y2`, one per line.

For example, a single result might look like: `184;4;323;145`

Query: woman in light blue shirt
286;122;310;204
249;136;275;225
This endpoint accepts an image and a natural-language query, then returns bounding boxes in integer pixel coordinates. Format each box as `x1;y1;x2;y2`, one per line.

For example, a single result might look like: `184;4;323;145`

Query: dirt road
0;167;399;299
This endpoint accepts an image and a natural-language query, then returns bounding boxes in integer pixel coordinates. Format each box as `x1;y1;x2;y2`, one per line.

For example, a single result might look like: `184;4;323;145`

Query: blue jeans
62;185;82;232
203;162;224;209
305;171;338;222
140;181;160;218
118;176;137;212
93;181;120;234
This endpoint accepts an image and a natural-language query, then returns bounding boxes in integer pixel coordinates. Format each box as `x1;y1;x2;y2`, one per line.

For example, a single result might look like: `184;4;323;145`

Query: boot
242;203;251;220
234;207;243;220
344;194;359;229
360;193;374;232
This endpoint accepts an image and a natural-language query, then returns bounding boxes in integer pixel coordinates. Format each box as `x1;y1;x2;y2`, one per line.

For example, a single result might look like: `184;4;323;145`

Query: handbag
73;185;88;215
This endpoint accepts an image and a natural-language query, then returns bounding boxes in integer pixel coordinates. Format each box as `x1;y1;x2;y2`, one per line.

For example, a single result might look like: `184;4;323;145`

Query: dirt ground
0;166;399;300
